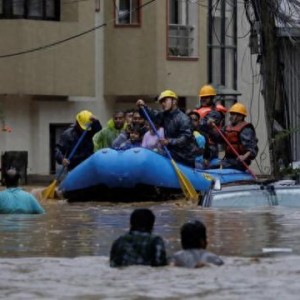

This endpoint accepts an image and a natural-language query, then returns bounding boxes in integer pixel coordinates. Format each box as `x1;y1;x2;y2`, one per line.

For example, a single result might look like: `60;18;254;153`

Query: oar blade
41;180;58;200
171;160;198;201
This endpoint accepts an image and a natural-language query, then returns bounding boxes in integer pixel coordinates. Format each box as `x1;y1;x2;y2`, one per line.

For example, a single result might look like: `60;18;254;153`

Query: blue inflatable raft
60;148;254;201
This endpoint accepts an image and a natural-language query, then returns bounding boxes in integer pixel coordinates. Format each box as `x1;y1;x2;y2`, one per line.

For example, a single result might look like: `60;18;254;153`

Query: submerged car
199;179;300;208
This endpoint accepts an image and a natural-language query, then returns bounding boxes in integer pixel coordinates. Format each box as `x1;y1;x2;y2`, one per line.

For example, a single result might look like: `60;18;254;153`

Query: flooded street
1;195;300;299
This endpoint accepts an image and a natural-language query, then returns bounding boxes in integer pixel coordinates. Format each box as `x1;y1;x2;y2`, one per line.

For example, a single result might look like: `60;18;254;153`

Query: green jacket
93;119;126;151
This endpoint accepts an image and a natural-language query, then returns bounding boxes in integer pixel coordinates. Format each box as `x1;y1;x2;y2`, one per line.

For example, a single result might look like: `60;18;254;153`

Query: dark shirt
110;231;167;267
140;107;198;167
55;120;102;170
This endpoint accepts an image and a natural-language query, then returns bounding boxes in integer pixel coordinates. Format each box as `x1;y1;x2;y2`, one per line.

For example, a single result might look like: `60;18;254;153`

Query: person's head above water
3;168;21;188
180;220;207;250
130;208;155;233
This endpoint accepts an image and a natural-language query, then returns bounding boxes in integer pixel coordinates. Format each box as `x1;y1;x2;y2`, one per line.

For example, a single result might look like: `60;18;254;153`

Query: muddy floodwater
1;190;300;299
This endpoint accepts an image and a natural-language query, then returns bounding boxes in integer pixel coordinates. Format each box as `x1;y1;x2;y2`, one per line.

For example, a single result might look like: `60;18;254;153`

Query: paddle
212;123;257;179
141;106;198;201
42;124;91;200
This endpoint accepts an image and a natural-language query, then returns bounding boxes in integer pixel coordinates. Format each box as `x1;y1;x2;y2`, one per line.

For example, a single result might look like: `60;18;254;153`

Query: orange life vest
224;121;254;157
195;104;227;119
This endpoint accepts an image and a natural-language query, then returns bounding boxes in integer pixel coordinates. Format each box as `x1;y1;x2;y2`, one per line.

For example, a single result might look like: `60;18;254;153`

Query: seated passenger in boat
170;220;224;268
187;111;207;169
110;208;167;267
93;111;126;151
112;110;147;149
141;120;165;153
117;125;143;150
0;168;45;214
137;90;199;168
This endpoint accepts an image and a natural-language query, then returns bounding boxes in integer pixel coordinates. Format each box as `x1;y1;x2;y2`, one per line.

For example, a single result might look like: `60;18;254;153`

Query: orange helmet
199;85;217;98
229;103;247;116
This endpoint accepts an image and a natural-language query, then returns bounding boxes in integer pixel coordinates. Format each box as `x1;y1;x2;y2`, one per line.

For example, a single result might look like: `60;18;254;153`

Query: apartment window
208;0;237;93
168;0;198;58
115;0;140;25
0;0;60;21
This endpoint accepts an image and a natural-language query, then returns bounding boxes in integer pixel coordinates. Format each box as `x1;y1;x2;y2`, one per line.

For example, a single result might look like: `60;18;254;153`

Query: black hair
3;168;20;187
187;111;200;119
113;110;125;117
180;220;207;250
130;208;155;233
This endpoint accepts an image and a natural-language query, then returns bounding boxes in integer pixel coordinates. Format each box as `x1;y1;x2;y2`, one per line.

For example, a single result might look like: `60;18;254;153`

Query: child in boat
110;208;167;267
170;220;224;268
118;125;144;150
141;120;165;153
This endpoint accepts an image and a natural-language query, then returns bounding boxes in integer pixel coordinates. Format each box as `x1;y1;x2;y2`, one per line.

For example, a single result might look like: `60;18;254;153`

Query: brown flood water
0;186;299;258
1;187;300;299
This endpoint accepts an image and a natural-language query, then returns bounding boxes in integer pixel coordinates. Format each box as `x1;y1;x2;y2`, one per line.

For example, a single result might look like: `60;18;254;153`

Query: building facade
0;0;270;178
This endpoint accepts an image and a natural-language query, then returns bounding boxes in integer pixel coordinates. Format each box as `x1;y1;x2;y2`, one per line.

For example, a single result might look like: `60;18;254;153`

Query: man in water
110;208;167;267
0;168;45;214
170;220;224;268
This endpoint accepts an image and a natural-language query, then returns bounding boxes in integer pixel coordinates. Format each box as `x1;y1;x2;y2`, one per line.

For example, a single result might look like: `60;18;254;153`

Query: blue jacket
0;188;45;214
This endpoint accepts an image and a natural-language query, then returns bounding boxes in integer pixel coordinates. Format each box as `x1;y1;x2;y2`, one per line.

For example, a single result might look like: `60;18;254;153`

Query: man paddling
136;90;198;167
55;110;102;171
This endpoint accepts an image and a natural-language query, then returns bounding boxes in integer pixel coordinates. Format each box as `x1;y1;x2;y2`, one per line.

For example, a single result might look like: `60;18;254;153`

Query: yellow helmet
157;90;178;102
199;85;217;98
76;110;93;130
229;103;247;116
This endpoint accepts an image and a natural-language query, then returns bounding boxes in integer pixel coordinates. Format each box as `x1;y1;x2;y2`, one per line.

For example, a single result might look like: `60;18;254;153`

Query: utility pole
249;0;287;177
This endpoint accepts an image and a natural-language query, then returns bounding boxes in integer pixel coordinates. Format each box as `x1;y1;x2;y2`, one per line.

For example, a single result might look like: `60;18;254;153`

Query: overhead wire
0;0;157;59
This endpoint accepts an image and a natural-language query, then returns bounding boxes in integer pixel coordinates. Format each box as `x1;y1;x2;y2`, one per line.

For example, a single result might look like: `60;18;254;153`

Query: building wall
0;0;110;175
0;1;95;96
104;0;207;104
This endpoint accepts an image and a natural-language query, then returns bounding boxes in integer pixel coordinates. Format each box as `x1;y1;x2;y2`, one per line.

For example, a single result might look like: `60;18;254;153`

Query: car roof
201;180;300;208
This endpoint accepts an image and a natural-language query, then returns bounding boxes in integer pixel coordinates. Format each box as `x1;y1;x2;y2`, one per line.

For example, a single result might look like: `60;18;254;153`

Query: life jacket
224;121;254;157
195;104;227;119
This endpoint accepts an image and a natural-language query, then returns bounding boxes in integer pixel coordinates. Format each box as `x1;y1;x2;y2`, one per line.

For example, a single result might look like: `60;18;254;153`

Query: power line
0;0;157;59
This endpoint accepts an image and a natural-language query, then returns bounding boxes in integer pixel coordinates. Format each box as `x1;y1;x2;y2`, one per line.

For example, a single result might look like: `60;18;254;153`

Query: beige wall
104;0;207;101
236;1;270;174
0;0;95;96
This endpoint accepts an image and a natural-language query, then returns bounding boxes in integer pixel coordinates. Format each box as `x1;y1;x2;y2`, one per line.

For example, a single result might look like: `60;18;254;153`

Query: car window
275;189;300;207
211;189;274;208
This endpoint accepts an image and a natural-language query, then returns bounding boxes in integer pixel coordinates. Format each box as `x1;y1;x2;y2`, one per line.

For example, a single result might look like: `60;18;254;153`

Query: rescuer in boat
55;110;102;171
136;90;199;167
195;84;227;161
210;102;258;171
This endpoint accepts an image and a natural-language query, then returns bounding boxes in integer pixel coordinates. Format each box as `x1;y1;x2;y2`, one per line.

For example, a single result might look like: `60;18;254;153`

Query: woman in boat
141;120;165;153
136;90;199;168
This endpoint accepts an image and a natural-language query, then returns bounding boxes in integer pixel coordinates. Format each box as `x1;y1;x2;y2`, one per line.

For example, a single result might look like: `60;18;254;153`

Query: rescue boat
59;147;254;201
